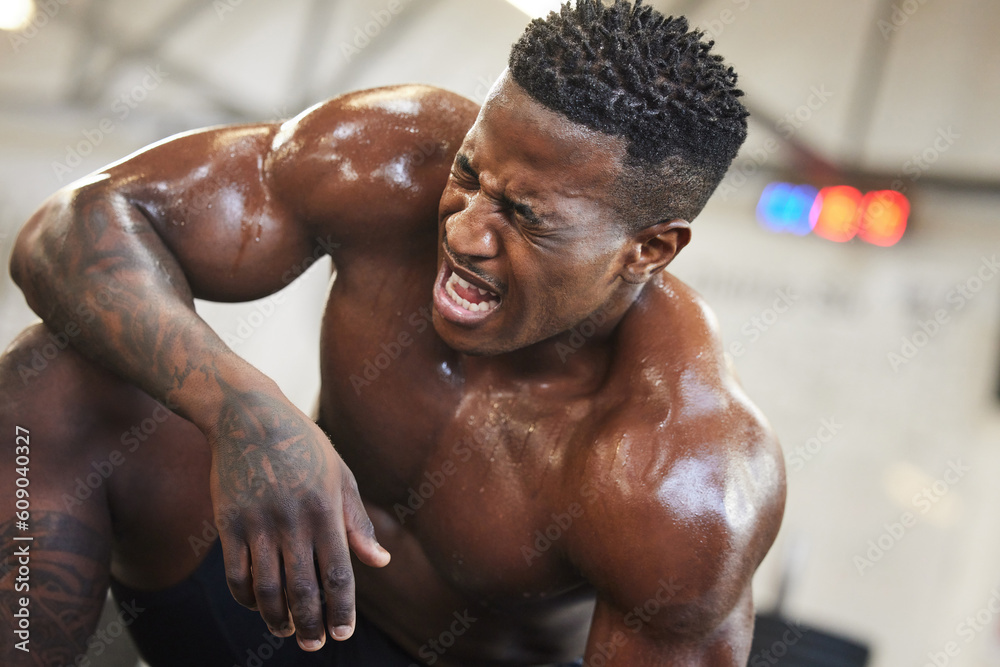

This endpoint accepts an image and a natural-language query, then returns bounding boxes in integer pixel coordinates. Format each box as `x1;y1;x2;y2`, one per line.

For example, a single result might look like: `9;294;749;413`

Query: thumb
341;476;391;568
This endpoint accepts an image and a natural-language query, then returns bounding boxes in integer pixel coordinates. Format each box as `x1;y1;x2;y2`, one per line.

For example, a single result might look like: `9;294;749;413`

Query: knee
1;322;90;393
0;323;143;446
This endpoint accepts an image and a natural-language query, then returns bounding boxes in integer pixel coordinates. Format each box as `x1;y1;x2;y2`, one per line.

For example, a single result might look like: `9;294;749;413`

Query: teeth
444;270;500;314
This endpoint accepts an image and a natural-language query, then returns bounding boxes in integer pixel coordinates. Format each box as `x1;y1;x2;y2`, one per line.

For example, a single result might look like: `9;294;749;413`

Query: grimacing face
431;72;647;356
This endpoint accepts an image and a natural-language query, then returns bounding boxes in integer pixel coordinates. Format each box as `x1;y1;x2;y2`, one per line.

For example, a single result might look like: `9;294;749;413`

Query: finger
283;544;326;651
317;533;356;641
341;471;390;568
221;537;257;611
249;537;294;637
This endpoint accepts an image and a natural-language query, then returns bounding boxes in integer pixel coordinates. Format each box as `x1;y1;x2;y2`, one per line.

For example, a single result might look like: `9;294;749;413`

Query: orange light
810;186;862;243
858;190;909;247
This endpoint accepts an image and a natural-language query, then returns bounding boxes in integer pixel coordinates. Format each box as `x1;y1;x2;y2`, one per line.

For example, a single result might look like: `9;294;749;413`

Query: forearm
10;186;281;432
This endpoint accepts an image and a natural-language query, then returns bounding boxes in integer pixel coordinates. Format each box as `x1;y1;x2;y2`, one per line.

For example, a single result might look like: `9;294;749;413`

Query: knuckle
253;581;283;602
340;466;361;493
347;506;377;538
225;567;250;589
291;612;322;634
216;506;245;534
289;580;320;601
287;598;313;618
304;495;334;517
323;565;353;591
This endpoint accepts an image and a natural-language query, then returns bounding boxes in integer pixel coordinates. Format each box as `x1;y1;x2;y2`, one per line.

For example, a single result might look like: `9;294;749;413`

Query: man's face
432;72;635;356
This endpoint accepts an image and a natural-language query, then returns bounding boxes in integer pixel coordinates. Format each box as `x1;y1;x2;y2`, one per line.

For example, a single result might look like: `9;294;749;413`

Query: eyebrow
455;153;544;227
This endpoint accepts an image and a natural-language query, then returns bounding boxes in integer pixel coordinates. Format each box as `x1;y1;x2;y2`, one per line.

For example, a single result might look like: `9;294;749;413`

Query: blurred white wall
1;1;999;665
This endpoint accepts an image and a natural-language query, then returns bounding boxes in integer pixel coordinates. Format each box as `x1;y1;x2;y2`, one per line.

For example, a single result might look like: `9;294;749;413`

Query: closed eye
451;153;479;188
452;153;549;233
500;194;543;228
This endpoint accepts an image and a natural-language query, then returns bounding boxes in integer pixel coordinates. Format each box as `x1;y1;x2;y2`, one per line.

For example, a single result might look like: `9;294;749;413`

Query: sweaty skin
3;74;785;665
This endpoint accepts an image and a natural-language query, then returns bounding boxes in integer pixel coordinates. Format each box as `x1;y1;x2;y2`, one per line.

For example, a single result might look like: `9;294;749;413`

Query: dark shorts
110;540;584;666
110;539;421;666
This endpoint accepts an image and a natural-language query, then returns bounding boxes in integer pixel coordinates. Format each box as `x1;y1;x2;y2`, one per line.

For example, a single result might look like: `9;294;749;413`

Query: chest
318;283;604;595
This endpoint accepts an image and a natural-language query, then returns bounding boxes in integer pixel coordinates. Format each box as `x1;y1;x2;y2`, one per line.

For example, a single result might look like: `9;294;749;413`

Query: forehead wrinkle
463;79;629;227
470;124;617;221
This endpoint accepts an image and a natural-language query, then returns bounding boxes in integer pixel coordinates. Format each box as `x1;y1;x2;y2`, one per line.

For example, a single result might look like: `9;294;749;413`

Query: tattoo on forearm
32;195;223;410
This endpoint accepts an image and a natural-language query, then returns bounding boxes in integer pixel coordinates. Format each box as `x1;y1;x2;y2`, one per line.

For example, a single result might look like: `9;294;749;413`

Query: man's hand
206;390;390;650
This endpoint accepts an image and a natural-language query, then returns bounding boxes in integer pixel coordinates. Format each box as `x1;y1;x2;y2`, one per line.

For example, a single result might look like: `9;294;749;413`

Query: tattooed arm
10;123;389;650
9;85;478;649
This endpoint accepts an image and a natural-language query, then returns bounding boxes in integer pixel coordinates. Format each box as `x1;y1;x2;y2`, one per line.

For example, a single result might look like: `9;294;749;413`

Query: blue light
757;183;819;235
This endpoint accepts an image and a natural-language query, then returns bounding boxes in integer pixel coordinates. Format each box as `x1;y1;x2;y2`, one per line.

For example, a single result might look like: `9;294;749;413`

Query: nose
444;193;499;260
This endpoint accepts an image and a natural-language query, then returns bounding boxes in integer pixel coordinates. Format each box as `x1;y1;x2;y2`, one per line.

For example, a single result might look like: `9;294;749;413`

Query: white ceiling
0;0;997;210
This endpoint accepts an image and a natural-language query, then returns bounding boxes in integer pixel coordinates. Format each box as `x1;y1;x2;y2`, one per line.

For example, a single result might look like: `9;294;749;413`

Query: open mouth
433;263;502;325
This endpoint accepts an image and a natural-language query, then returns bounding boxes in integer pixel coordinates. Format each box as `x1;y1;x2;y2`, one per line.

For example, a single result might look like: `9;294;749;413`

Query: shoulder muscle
266;85;480;257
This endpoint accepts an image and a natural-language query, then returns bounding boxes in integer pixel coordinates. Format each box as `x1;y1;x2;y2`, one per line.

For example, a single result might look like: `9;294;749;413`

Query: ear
618;219;691;285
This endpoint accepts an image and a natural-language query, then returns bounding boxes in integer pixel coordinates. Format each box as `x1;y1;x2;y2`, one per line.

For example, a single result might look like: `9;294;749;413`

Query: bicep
584;587;754;666
102;123;320;302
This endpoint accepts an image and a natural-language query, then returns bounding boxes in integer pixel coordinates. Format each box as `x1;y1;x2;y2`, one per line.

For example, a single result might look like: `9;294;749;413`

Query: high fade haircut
508;0;748;230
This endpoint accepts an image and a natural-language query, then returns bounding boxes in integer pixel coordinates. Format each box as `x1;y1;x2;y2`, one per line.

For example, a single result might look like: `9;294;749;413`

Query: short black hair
509;0;748;228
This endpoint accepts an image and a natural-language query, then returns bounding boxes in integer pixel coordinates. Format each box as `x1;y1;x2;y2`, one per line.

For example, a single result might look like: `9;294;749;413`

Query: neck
462;283;644;392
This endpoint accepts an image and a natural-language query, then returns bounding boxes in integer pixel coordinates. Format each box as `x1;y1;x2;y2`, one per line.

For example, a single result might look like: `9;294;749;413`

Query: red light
858;190;909;247
810;186;862;243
